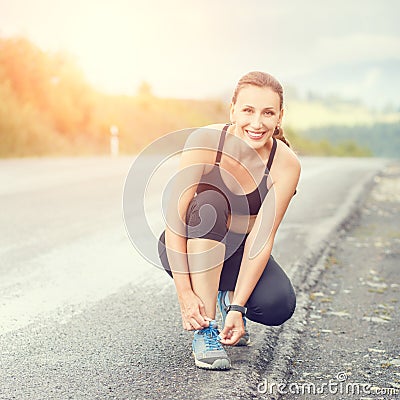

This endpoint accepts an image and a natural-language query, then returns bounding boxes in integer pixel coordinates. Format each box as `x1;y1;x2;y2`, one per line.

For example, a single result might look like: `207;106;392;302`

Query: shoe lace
199;326;223;351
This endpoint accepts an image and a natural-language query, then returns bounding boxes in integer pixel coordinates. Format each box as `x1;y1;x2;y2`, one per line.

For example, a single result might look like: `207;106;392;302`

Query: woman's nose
250;115;263;129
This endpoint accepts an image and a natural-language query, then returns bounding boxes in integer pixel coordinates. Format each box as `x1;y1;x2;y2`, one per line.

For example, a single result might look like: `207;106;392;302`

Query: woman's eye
243;108;252;113
264;111;274;116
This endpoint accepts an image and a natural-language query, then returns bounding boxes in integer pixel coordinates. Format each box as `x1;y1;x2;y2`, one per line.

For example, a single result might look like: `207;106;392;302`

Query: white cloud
363;67;382;88
315;33;400;66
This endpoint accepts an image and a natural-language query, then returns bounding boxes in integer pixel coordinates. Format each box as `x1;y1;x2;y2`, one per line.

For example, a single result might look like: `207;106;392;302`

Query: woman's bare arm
164;127;218;328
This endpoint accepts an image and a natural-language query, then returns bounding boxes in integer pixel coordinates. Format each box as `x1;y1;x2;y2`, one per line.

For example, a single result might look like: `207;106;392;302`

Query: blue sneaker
192;320;231;370
217;291;250;346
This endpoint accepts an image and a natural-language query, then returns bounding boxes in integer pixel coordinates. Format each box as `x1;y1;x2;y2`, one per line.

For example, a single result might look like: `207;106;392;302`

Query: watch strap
225;304;247;315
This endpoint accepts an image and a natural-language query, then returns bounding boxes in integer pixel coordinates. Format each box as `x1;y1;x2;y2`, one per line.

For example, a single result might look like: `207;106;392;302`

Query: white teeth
246;130;265;139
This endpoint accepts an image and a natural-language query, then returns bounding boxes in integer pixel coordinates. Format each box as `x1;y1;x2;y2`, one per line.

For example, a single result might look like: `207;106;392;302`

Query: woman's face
230;85;282;151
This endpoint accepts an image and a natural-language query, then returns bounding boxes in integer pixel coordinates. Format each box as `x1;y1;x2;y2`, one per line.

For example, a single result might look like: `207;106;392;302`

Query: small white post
110;125;119;156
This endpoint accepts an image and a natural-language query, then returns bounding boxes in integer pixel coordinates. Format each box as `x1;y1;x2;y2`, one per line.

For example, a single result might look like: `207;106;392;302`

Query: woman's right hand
178;290;211;331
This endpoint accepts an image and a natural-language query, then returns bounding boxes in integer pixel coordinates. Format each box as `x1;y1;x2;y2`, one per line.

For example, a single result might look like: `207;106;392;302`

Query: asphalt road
0;155;388;400
283;162;400;400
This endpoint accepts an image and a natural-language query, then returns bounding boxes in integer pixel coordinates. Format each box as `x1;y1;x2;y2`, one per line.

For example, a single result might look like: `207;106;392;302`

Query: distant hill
283;97;399;131
300;122;400;158
288;59;400;111
283;93;400;158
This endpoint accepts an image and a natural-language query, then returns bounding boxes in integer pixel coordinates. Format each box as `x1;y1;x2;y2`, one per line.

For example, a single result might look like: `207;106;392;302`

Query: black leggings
157;190;296;326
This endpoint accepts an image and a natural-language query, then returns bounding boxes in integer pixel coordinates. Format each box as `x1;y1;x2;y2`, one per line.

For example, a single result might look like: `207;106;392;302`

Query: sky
1;0;399;105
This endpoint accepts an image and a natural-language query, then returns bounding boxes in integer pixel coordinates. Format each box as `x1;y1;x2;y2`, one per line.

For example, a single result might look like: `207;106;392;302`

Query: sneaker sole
193;353;231;370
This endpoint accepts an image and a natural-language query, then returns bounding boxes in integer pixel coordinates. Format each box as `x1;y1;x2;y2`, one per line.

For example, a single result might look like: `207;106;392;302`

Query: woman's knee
245;259;297;326
186;190;229;242
247;287;296;326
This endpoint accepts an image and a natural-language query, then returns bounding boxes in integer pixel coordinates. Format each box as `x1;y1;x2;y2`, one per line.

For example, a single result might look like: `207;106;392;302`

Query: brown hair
232;71;290;147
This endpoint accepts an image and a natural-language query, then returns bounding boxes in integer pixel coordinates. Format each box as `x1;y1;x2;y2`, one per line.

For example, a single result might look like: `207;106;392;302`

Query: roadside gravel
259;162;400;400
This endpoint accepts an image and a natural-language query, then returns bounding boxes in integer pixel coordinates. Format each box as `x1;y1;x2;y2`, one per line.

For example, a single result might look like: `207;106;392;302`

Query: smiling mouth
245;130;267;140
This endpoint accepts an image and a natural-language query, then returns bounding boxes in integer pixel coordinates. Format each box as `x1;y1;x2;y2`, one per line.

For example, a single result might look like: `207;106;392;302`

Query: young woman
158;71;300;370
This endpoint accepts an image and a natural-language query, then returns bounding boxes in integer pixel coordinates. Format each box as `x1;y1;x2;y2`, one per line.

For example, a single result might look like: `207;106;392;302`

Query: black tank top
196;123;277;216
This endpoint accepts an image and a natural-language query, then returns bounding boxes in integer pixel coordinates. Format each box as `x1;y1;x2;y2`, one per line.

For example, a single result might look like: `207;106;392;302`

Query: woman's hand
178;290;211;331
219;311;245;345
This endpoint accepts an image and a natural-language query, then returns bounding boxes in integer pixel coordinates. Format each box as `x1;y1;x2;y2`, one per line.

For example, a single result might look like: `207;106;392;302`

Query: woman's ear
278;108;284;125
229;102;235;123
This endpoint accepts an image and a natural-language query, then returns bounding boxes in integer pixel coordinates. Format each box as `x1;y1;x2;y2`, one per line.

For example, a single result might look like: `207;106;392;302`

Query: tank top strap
215;123;230;165
265;137;277;175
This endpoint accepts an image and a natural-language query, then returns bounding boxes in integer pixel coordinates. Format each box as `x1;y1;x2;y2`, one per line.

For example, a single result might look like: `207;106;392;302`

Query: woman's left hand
218;311;245;346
